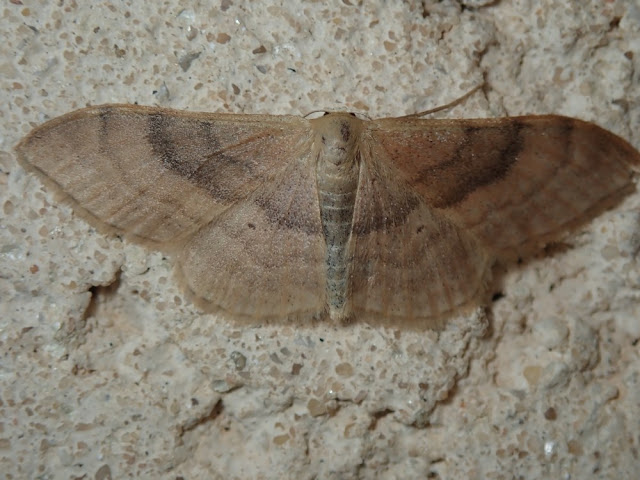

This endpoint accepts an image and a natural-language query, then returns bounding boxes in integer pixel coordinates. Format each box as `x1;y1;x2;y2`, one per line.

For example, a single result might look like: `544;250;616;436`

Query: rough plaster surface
1;1;640;478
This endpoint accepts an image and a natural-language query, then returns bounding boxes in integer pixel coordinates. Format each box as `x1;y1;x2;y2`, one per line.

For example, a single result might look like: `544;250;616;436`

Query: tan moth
16;105;640;328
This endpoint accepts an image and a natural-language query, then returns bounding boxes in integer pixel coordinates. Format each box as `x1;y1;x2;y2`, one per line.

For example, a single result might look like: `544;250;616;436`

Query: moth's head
311;112;362;165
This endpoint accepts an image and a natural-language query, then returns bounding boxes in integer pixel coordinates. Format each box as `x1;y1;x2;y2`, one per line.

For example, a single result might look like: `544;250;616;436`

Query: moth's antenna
304;110;330;119
400;84;484;119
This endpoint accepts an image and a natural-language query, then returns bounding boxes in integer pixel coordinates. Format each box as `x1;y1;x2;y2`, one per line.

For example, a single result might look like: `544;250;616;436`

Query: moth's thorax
312;113;363;168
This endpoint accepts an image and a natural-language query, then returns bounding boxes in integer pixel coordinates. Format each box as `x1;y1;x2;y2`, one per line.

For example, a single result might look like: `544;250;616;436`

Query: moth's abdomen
317;160;359;321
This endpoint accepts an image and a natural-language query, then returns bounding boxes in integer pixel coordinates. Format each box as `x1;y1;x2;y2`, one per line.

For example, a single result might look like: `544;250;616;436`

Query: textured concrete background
2;0;640;478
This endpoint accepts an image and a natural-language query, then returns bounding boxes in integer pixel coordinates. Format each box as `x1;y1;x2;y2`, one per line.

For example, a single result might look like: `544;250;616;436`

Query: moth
16;104;640;328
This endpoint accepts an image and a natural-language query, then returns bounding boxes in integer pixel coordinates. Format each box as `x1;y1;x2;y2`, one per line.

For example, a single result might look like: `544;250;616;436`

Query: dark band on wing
424;119;529;209
144;113;258;203
147;113;181;171
252;180;323;235
352;150;421;235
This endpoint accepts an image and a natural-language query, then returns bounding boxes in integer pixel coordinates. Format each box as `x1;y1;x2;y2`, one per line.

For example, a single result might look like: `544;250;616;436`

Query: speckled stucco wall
1;1;640;479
